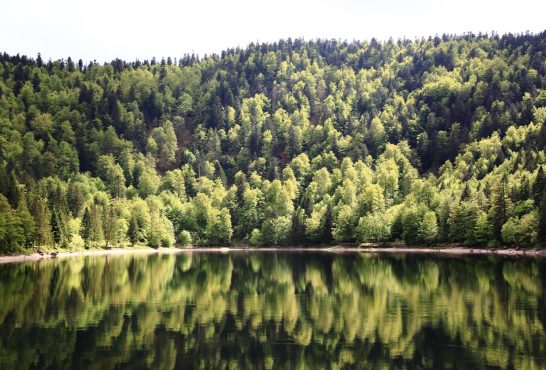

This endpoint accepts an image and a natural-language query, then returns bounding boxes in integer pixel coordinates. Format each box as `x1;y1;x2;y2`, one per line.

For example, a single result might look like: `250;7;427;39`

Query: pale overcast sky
0;0;544;62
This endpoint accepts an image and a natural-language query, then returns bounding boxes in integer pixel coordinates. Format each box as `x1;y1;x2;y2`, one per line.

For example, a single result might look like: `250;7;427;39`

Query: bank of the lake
2;244;546;264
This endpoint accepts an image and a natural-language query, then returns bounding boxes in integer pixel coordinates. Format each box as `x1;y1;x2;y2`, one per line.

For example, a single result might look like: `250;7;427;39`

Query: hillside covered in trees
1;31;546;251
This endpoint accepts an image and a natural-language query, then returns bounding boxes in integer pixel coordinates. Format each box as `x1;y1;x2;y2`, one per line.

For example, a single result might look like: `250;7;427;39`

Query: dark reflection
0;253;545;369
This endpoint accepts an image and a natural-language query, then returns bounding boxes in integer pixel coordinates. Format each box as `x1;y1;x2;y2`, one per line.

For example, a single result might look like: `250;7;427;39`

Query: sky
0;0;545;63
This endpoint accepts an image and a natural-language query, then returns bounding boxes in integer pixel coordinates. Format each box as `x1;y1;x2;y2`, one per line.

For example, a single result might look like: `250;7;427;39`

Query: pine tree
321;203;333;243
0;195;25;252
473;212;491;246
81;207;92;248
16;192;36;247
90;204;104;243
128;214;139;246
533;167;545;204
538;191;546;245
289;207;307;244
32;73;40;92
67;57;75;72
51;210;62;247
67;182;85;217
4;171;20;207
490;176;509;243
103;204;117;247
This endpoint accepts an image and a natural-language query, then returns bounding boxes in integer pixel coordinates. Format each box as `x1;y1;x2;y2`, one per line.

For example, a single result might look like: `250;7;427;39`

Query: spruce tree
90;204;104;244
67;182;85;217
81;207;92;248
474;212;491;246
538;192;546;245
533;167;545;204
16;192;36;247
490;176;509;243
51;210;62;247
321;203;333;243
103;204;117;247
128;214;139;246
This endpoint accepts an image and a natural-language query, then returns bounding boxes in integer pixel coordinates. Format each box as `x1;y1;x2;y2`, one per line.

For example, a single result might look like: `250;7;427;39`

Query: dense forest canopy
1;31;546;250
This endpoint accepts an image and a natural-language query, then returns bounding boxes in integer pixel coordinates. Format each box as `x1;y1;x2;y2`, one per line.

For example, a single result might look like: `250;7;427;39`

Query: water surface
0;252;545;369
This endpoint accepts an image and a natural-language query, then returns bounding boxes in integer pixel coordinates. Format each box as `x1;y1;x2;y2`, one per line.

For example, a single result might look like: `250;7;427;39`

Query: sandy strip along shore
1;245;545;264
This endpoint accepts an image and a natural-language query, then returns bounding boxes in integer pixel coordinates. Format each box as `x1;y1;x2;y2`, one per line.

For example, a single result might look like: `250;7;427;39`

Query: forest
1;31;546;251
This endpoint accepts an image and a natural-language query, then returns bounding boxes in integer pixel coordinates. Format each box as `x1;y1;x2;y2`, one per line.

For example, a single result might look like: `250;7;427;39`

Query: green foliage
81;207;92;247
356;212;391;243
490;176;511;242
332;205;356;242
474;212;491;246
2;32;546;249
249;229;262;246
128;213;139;246
502;212;538;246
178;230;192;246
0;195;25;251
419;211;438;245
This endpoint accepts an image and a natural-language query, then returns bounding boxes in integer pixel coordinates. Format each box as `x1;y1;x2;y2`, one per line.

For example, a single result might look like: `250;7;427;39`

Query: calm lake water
0;252;545;370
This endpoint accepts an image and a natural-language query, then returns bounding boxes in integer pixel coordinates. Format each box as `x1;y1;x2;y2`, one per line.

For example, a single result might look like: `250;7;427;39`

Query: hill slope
1;32;546;250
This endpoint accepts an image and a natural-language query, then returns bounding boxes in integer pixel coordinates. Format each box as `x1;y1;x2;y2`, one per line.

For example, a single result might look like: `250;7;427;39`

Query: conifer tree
81;207;92;247
89;204;104;244
103;204;118;247
321;203;334;243
16;192;36;247
128;214;139;246
51;210;62;247
0;195;25;251
490;176;510;243
67;182;85;217
533;167;545;204
474;212;491;246
538;192;546;245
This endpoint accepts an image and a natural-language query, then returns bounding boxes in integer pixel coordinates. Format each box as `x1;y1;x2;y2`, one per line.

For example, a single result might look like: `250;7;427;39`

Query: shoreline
1;245;546;264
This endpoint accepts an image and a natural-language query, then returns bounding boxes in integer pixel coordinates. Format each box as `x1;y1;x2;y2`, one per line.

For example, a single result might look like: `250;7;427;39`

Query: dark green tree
490;176;509;243
128;214;139;246
533;167;545;204
538;192;546;245
81;207;92;248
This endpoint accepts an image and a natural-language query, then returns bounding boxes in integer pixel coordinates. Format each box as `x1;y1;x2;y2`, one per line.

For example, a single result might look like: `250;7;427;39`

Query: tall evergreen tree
103;204;118;247
81;207;92;248
533;167;545;204
90;204;104;244
490;176;509;242
128;214;139;246
538;192;546;245
51;210;62;247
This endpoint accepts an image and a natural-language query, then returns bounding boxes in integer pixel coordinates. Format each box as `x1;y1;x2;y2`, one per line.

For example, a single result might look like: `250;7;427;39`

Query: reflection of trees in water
0;254;544;369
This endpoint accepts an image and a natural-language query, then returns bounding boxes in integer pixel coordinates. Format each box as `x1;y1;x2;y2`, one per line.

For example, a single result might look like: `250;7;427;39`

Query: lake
0;252;545;369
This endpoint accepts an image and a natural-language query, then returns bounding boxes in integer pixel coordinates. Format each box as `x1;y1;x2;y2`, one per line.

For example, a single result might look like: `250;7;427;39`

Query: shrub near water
178;230;192;246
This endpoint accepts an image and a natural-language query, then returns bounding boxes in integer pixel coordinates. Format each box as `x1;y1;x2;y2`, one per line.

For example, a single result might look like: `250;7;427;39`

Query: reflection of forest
0;253;545;370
